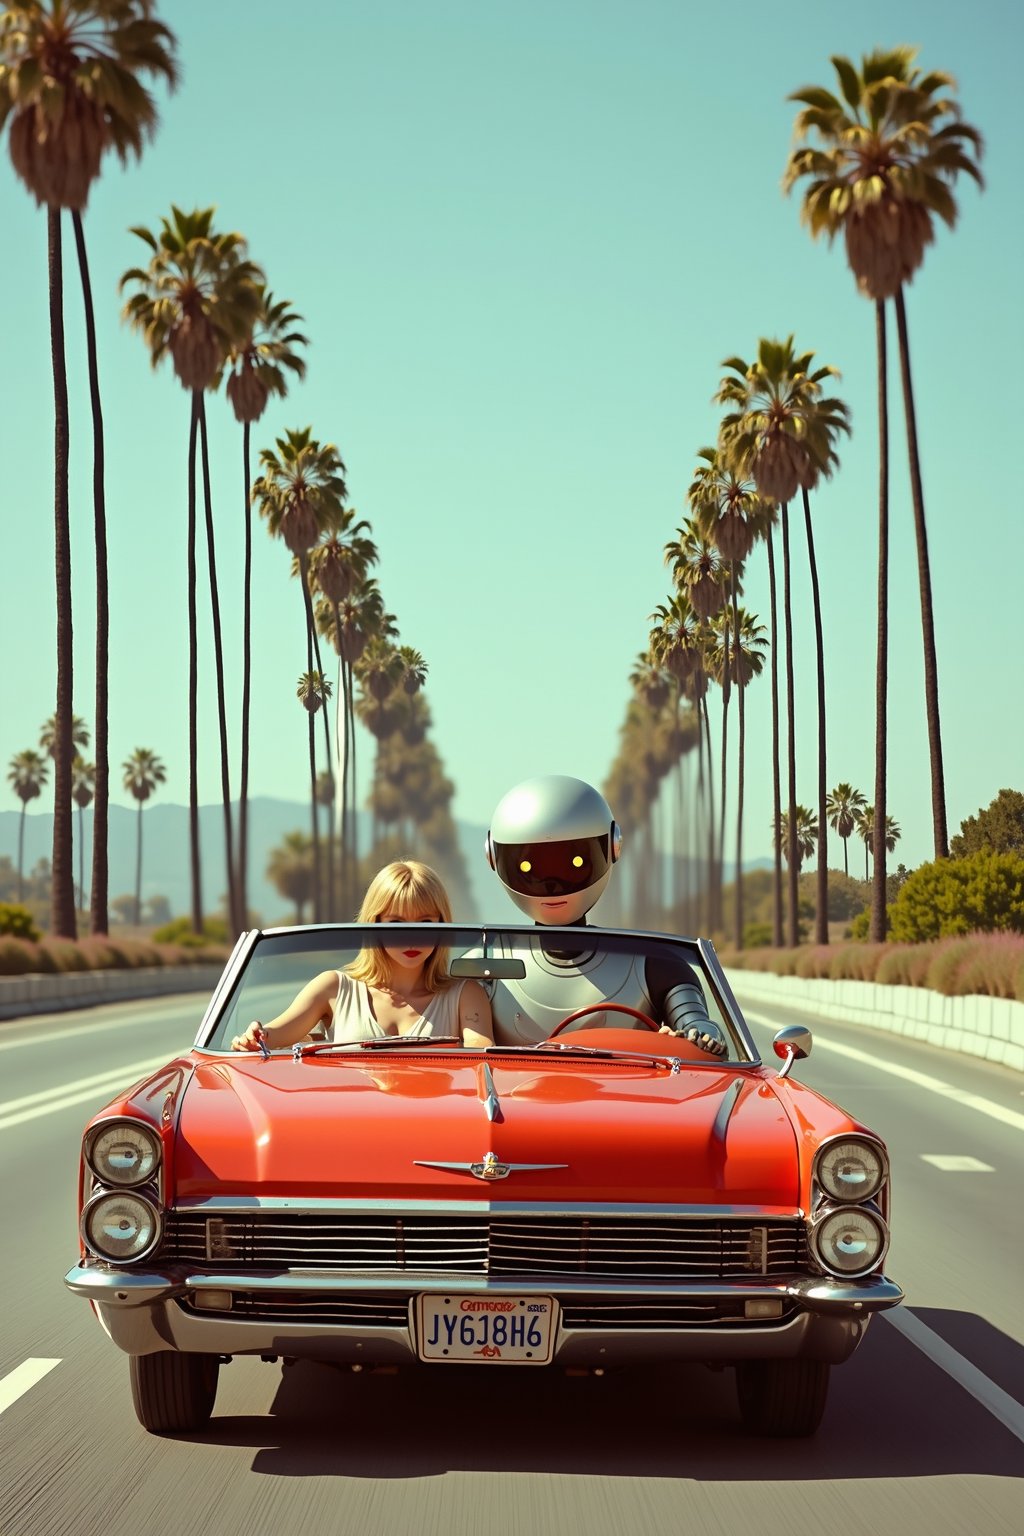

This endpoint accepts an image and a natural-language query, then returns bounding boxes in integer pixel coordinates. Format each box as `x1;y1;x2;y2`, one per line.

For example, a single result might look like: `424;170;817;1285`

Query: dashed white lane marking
0;1359;62;1416
920;1154;995;1171
0;1055;168;1132
741;1007;1024;1133
885;1310;1024;1444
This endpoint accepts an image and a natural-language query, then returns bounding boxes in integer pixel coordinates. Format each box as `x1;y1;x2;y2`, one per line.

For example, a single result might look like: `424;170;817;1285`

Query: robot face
493;835;610;901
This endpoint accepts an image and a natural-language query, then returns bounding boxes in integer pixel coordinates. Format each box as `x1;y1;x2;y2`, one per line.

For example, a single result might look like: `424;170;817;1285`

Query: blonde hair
346;860;453;991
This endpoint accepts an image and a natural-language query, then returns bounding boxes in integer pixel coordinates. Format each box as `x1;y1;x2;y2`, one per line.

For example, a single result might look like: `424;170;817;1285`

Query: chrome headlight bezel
809;1202;889;1279
85;1117;162;1189
813;1133;888;1205
80;1188;162;1264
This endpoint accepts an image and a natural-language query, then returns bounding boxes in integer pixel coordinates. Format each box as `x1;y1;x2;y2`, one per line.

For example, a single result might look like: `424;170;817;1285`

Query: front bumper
65;1263;903;1367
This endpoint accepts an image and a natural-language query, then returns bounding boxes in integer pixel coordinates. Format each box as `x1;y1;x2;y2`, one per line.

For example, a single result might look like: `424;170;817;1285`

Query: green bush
742;922;774;949
152;915;229;947
0;903;41;942
888;850;1024;942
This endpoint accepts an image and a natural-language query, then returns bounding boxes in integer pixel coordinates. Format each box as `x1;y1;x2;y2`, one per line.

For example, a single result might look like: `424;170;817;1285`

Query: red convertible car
65;923;902;1437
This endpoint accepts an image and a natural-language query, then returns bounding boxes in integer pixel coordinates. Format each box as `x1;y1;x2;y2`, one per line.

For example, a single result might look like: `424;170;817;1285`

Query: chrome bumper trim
66;1264;901;1364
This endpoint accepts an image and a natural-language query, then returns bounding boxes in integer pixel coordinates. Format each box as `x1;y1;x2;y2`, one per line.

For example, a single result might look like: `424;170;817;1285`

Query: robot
482;774;727;1054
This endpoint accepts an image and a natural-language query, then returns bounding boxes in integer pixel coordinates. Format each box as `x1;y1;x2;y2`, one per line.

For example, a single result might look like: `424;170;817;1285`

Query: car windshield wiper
486;1043;679;1071
292;1036;464;1058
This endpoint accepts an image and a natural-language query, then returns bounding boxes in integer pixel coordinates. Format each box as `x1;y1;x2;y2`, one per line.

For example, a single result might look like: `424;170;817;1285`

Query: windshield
198;924;752;1062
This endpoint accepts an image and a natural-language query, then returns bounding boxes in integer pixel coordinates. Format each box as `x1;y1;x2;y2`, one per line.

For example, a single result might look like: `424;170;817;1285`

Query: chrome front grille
181;1293;409;1327
163;1212;807;1279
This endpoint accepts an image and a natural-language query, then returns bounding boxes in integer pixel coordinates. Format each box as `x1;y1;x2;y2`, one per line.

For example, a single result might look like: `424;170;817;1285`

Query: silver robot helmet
486;774;622;923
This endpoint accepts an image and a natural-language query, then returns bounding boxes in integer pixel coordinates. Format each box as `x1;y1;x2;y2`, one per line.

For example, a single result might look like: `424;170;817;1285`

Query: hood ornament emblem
414;1152;567;1181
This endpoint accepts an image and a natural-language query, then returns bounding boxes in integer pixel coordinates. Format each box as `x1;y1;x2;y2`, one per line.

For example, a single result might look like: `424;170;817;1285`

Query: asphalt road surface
1;986;1021;1536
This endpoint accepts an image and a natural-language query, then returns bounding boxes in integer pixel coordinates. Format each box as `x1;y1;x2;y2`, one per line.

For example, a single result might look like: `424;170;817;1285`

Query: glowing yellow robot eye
572;855;584;868
519;860;532;873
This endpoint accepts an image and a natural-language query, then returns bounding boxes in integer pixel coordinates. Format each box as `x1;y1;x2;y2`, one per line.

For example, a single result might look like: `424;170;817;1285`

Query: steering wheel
547;1002;660;1037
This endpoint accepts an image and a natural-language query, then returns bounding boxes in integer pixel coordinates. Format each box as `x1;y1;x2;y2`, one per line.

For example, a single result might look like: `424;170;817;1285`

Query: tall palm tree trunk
733;584;745;950
134;798;143;925
187;394;203;935
871;299;890;941
198;399;237;934
298;559;325;918
693;713;706;931
718;625;730;912
78;804;86;912
700;692;717;932
781;506;799;947
765;530;783;948
71;211;108;938
894;287;947;860
348;660;359;888
842;834;849;878
17;804;26;903
801;487;829;944
239;419;253;928
48;208;77;940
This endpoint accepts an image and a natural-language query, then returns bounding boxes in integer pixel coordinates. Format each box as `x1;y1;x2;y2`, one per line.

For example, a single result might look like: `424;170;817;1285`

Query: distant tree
267;830;314;922
772;805;818;871
122;748;166;924
7;750;49;901
110;894;136;926
71;755;95;911
40;713;90;762
885;862;910;903
826;782;867;876
144;894;173;927
950;790;1024;859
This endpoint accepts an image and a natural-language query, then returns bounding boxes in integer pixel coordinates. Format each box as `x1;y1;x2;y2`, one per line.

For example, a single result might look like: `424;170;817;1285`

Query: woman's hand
231;1021;266;1052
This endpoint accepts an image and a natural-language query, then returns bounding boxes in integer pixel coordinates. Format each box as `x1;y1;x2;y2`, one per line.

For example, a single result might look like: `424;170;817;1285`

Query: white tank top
329;972;466;1042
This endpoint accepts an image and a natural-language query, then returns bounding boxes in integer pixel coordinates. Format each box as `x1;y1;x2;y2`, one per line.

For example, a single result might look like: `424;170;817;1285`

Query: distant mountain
0;799;487;925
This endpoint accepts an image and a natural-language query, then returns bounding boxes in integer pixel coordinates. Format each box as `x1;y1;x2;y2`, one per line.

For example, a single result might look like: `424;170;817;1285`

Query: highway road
0;987;1021;1536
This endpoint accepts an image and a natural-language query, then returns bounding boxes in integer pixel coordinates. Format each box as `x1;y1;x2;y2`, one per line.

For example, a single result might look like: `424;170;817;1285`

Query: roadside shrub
889;850;1024;942
743;922;774;949
0;903;41;942
152;915;229;947
924;933;1024;998
0;938;42;974
875;944;935;988
76;938;130;970
795;945;834;979
39;940;89;972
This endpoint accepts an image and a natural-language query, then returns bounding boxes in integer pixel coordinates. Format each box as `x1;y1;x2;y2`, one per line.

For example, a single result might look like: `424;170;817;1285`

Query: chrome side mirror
773;1025;812;1079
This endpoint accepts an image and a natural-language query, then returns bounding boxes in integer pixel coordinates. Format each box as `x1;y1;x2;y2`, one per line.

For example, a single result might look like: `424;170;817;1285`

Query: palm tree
266;830;314;923
71;755;95;911
354;638;405;853
773;806;819;872
827;783;868;876
707;607;767;946
122;748;166;926
7;749;49;902
307;517;377;899
784;47;984;895
225;286;308;924
40;712;90;761
121;205;262;935
297;670;332;916
717;339;849;945
316;578;395;903
856;806;902;882
1;1;177;942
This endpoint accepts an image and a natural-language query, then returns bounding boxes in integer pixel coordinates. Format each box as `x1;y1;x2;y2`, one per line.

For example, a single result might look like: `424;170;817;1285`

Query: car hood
173;1052;800;1208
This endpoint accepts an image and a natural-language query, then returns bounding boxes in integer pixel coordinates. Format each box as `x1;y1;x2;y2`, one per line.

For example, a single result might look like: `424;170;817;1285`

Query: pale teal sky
1;0;1021;874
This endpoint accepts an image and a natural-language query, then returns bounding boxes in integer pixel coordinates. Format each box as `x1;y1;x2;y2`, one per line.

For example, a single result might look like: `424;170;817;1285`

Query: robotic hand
660;982;728;1058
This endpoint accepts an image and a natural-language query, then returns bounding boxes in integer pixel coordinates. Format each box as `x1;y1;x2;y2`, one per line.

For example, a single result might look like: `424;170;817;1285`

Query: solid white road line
742;1006;1024;1133
0;1055;169;1132
0;1359;62;1417
885;1310;1024;1444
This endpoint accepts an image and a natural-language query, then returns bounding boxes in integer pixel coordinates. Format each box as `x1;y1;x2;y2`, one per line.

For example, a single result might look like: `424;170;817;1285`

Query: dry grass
720;932;1024;1002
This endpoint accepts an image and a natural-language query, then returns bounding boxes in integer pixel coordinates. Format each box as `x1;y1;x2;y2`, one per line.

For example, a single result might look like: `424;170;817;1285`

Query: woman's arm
231;970;339;1051
458;979;494;1048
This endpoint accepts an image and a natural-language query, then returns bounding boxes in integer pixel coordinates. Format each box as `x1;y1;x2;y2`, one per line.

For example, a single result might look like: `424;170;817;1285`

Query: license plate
415;1294;557;1364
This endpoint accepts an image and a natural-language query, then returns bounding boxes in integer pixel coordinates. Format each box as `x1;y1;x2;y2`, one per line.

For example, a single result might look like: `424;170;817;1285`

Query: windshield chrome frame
193;922;761;1064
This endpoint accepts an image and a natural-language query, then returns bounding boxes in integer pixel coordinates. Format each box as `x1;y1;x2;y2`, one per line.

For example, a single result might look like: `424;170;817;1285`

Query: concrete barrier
729;968;1024;1074
0;965;225;1022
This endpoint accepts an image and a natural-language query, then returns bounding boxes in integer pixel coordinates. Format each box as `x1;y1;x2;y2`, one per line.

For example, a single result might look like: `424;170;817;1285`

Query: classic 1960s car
65;923;902;1437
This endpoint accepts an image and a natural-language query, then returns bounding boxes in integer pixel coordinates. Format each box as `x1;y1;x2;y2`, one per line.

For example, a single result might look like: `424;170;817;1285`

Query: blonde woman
231;860;493;1051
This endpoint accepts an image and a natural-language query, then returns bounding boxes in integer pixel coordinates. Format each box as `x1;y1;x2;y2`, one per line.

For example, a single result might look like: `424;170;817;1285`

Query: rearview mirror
450;957;527;980
773;1024;812;1079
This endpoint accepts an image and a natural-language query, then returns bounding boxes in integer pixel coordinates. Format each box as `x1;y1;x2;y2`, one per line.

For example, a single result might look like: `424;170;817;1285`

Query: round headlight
813;1207;887;1278
87;1121;161;1187
82;1192;160;1263
816;1138;885;1203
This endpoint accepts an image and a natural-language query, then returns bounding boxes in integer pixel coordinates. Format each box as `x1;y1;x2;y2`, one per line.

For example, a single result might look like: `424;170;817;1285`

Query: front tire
129;1352;220;1434
735;1358;830;1437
